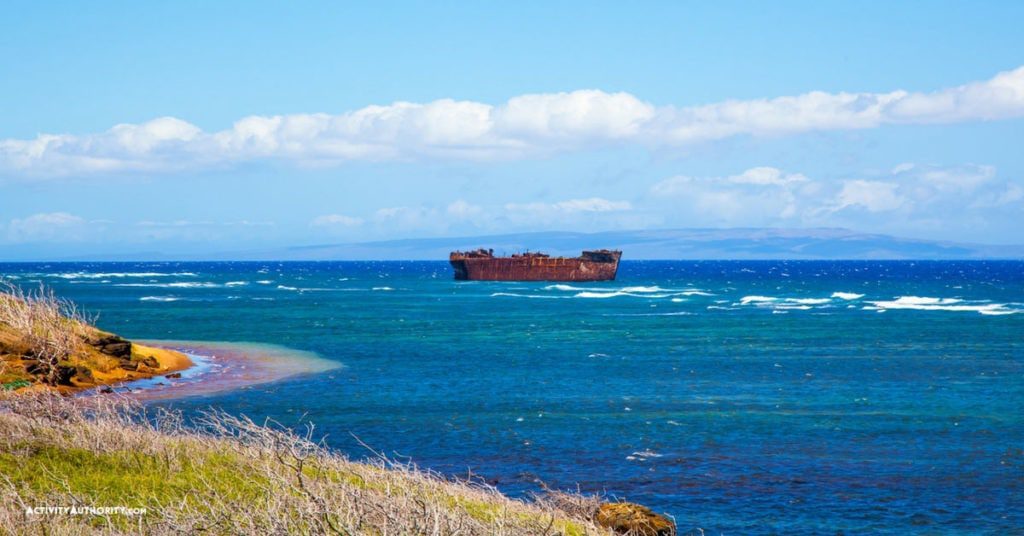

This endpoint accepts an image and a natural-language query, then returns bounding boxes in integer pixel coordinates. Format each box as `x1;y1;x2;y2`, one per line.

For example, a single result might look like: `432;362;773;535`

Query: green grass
0;441;271;529
0;393;614;535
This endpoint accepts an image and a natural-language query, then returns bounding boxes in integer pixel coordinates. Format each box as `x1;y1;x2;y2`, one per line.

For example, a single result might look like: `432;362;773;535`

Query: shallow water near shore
2;260;1022;533
100;341;341;400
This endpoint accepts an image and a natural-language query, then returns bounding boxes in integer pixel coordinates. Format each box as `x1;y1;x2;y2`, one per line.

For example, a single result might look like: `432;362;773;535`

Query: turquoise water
3;261;1023;534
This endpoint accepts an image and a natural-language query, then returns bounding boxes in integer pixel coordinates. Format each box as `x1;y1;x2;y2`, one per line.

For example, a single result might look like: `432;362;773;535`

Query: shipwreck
449;249;622;281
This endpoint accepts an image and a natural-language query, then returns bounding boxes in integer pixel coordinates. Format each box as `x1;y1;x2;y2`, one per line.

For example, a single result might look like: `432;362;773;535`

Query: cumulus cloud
650;163;1022;231
831;180;905;212
4;66;1024;177
446;200;484;219
505;197;632;215
310;214;364;228
651;167;813;223
3;212;89;242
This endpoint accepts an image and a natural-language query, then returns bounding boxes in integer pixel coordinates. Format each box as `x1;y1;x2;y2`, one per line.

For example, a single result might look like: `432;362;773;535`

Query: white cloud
505;197;632;215
4;212;88;242
310;214;364;228
651;168;811;224
652;166;808;197
4;66;1024;177
832;180;905;212
446;199;483;219
649;163;1022;228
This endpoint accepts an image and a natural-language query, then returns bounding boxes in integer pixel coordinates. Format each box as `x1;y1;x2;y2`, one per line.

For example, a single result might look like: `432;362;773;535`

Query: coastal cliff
0;284;191;392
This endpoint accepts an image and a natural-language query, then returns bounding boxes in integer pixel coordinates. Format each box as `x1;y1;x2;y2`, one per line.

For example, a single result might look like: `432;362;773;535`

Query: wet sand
97;340;342;400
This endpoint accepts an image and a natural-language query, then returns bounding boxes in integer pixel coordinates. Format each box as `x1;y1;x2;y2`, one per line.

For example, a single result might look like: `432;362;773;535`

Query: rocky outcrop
595;502;675;536
88;333;133;359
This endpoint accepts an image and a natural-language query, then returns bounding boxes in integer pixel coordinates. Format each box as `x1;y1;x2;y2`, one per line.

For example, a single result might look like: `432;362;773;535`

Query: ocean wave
574;291;672;299
225;281;249;287
740;295;838;308
544;284;679;293
626;449;663;461
491;292;565;299
115;282;220;288
372;286;395;291
256;280;274;285
50;272;198;279
544;284;595;291
139;296;181;302
739;295;777;305
786;298;831;305
831;292;865;300
867;296;1020;315
277;285;298;291
604;311;694;317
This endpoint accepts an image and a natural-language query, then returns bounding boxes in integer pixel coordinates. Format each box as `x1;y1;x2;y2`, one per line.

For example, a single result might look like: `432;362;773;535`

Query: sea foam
139;296;181;302
867;296;1019;315
50;272;197;279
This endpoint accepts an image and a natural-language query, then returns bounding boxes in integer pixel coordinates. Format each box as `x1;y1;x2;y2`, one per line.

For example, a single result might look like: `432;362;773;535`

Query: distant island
14;228;1024;262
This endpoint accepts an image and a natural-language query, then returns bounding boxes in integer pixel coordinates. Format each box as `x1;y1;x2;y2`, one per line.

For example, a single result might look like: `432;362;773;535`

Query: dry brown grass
0;282;93;385
0;391;614;535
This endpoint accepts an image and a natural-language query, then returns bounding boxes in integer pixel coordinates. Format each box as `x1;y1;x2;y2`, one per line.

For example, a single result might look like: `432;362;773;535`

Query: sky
2;1;1023;259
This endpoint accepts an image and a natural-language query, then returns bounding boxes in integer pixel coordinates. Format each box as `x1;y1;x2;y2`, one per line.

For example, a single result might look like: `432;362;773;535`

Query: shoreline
97;340;342;400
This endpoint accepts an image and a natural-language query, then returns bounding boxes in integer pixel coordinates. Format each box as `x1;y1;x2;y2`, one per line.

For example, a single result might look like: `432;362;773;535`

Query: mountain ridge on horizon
6;227;1024;262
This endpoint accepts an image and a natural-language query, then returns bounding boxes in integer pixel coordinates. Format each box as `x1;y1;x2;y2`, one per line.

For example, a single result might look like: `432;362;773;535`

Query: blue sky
2;1;1023;258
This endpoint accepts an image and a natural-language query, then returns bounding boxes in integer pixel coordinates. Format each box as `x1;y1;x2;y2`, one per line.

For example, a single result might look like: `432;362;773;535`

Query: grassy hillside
0;392;631;535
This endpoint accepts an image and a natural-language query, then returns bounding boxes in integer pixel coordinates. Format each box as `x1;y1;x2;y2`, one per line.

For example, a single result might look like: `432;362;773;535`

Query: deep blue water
2;260;1022;534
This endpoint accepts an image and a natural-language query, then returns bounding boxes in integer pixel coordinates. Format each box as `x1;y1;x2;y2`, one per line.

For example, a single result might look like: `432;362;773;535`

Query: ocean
2;260;1021;534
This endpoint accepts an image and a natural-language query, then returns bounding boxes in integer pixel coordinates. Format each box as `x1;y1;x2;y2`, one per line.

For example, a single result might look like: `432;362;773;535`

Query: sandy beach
103;340;342;400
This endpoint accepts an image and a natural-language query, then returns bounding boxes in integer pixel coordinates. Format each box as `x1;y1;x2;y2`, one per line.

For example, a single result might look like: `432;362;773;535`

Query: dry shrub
0;282;94;385
0;391;611;535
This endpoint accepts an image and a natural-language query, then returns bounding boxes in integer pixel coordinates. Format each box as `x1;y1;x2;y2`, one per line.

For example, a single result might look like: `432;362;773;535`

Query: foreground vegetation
0;392;644;535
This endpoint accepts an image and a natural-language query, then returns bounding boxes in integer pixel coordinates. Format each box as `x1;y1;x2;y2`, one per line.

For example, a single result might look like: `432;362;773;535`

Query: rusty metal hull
450;251;621;281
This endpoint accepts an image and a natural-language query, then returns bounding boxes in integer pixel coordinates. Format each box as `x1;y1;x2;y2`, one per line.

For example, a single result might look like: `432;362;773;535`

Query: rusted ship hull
449;250;621;281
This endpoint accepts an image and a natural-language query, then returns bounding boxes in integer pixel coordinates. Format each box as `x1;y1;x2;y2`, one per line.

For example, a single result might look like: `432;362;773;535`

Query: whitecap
491;292;564;299
50;272;197;279
630;449;663;460
544;284;592;291
604;311;694;317
868;296;1019;315
277;285;298;291
574;291;671;299
139;296;180;302
372;286;394;291
786;298;831;305
831;292;864;300
740;295;777;305
225;281;249;287
618;286;669;293
116;281;220;288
